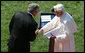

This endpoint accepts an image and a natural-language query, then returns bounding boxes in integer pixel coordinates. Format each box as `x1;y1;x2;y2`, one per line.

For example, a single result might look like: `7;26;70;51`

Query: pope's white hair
53;4;64;12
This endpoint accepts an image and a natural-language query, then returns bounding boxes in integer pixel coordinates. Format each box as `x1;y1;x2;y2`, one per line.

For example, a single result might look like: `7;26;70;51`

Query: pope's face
54;10;63;17
57;11;63;17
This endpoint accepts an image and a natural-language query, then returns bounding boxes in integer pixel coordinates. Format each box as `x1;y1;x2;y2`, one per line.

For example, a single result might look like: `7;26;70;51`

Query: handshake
35;29;44;37
35;29;56;39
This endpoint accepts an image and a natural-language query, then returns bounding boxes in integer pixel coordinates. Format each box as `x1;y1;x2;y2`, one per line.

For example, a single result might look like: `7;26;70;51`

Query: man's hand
35;29;43;37
35;29;39;37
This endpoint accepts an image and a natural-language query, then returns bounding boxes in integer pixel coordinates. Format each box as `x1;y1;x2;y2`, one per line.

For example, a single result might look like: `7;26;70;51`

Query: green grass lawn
1;1;84;52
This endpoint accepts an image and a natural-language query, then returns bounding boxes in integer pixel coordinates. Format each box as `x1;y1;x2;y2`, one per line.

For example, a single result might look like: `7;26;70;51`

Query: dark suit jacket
7;11;37;52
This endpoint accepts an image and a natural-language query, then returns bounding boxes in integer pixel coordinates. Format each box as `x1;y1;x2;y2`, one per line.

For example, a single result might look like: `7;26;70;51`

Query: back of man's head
28;3;40;13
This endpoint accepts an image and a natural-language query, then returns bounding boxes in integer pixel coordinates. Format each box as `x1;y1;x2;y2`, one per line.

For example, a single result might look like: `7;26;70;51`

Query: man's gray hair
28;3;39;13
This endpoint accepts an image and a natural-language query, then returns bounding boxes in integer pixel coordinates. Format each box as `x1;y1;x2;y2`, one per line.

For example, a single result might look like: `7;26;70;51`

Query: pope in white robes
37;4;77;52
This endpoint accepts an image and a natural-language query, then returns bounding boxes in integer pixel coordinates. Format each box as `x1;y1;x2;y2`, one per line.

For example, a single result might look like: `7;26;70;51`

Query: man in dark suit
7;3;40;52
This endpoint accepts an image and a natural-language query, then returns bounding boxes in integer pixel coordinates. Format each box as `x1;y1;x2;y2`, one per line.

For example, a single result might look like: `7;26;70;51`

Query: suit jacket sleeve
29;30;36;41
28;22;37;41
22;13;37;41
24;22;37;41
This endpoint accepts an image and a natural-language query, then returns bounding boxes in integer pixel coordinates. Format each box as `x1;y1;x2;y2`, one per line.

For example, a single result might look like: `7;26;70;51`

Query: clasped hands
35;29;43;37
35;29;56;39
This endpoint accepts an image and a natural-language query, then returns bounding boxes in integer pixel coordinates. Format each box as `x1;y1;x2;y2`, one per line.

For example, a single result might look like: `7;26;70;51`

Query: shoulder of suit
14;11;32;17
15;11;24;14
14;11;24;16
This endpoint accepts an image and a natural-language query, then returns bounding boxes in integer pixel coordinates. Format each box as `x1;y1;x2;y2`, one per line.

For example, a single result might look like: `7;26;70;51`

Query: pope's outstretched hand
35;29;44;37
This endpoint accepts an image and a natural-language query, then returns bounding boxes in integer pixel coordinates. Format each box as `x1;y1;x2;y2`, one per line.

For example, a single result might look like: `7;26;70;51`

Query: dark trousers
49;37;55;52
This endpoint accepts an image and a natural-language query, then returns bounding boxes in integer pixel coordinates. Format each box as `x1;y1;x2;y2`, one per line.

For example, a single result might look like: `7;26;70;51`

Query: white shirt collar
28;12;34;17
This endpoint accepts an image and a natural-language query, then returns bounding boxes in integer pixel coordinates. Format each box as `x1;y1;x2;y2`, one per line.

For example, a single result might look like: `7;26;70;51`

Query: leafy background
1;1;84;52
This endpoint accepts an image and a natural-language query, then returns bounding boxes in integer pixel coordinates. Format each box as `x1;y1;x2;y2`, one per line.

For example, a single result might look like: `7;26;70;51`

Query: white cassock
41;12;77;52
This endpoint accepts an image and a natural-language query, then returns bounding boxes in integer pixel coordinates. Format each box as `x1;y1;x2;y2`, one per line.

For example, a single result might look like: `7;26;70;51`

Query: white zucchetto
53;4;64;12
